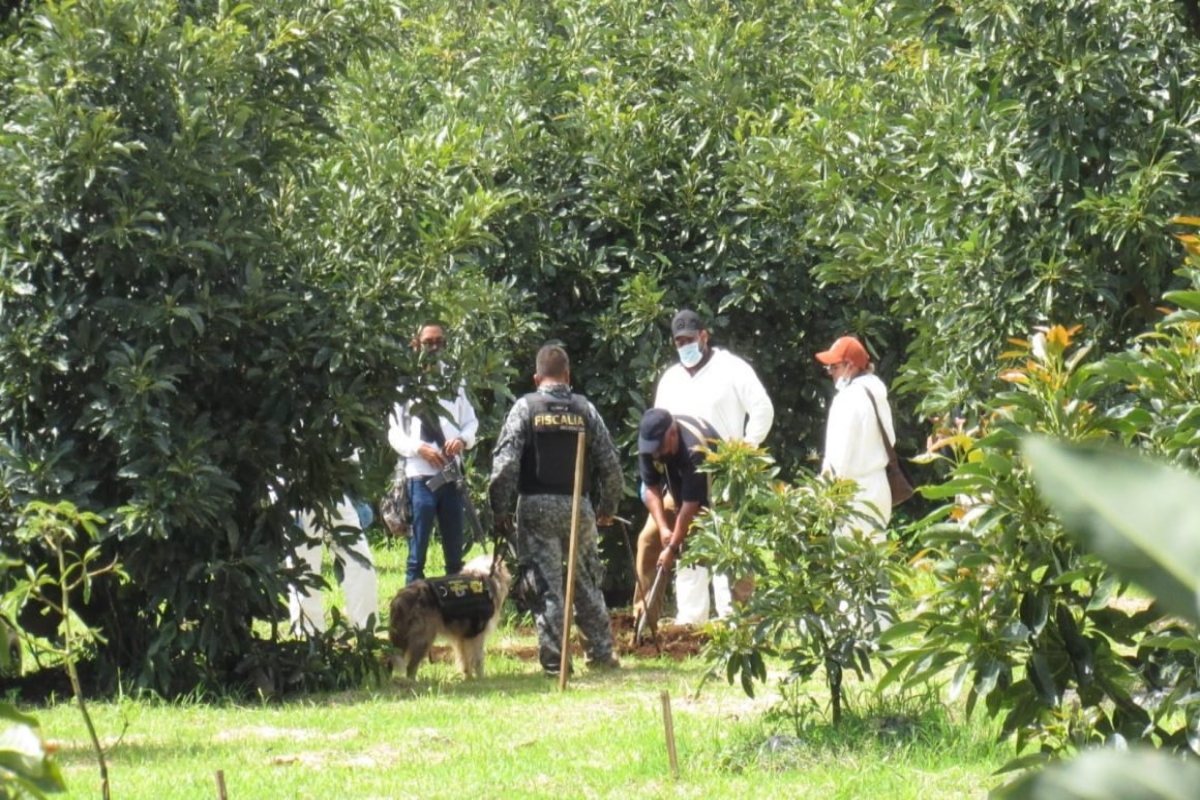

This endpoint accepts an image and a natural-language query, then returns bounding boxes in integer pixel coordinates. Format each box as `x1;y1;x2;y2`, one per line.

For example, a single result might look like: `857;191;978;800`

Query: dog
388;554;510;680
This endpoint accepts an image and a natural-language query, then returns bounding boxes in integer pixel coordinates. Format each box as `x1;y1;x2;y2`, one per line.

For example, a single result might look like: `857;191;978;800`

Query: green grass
31;655;1007;800
14;536;1011;799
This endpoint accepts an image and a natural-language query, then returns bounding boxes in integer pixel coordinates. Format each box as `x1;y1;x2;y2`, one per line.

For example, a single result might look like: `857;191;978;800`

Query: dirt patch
611;610;709;660
425;611;708;665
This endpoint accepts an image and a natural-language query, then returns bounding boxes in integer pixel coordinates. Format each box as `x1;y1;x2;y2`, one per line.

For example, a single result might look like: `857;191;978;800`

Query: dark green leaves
0;0;407;694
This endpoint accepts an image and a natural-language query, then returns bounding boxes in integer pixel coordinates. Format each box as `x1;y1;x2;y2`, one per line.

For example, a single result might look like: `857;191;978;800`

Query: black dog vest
428;575;495;638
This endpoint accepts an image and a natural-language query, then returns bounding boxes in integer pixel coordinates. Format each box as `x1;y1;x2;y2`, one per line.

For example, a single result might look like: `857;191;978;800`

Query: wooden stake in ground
558;429;587;690
215;769;227;800
661;690;679;779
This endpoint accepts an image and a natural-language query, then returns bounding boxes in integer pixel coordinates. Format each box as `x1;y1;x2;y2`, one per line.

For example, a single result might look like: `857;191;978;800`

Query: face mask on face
677;341;703;368
835;375;853;390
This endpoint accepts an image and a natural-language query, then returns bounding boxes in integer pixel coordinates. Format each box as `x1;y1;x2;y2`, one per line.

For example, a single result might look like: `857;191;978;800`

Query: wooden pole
215;769;228;800
661;690;679;779
559;430;587;690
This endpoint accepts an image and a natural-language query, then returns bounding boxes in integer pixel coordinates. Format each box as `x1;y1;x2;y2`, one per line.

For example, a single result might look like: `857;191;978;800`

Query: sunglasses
419;338;445;349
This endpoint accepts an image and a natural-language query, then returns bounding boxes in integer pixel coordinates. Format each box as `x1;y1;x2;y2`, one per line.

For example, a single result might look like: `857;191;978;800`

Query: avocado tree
5;0;1200;698
882;221;1200;761
0;0;481;695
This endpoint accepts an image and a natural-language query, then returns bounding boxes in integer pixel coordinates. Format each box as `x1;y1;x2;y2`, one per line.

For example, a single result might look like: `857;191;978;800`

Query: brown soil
610;609;709;659
428;610;708;664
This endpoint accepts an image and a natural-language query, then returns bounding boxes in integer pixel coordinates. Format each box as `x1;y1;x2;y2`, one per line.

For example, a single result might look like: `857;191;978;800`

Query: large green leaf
992;748;1200;799
1163;290;1200;313
0;703;66;797
1021;437;1200;626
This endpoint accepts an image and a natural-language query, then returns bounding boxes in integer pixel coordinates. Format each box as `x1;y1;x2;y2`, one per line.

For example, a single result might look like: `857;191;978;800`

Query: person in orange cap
814;335;897;532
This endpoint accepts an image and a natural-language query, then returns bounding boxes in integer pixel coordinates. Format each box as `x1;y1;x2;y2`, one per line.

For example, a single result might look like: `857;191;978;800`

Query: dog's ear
388;586;427;648
387;594;409;648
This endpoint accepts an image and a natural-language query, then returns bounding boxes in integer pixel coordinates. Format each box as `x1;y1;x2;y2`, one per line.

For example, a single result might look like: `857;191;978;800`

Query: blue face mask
677;341;704;368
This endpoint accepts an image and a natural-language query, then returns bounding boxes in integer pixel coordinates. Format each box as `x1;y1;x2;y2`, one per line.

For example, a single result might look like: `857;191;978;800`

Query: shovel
635;563;667;646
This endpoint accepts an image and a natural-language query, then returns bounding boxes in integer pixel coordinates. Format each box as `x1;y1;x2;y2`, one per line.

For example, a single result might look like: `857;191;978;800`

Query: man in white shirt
387;323;480;585
636;309;774;626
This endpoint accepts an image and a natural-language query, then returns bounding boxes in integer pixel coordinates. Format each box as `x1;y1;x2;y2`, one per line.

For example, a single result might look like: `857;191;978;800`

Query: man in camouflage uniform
489;344;624;676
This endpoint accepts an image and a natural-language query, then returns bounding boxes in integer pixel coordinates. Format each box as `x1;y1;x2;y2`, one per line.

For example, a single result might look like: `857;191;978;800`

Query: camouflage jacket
488;384;623;520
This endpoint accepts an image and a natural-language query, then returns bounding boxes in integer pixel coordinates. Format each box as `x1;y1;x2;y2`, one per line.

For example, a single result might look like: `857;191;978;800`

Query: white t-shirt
386;385;478;478
821;373;894;482
653;348;774;445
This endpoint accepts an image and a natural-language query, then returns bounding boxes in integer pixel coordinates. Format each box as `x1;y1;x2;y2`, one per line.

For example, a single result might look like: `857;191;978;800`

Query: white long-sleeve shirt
387;385;478;478
821;373;894;482
653;347;774;445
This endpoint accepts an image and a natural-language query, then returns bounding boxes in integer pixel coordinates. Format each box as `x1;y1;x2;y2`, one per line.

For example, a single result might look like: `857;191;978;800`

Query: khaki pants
632;495;753;632
633;498;672;633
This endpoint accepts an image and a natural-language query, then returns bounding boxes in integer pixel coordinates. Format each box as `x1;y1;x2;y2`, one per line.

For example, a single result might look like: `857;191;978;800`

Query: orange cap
815;336;870;369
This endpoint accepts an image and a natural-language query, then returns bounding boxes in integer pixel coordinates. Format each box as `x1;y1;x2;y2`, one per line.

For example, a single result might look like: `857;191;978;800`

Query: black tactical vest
518;392;589;495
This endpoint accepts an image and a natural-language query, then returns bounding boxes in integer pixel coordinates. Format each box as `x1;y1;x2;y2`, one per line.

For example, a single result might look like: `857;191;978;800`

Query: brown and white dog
388;554;510;680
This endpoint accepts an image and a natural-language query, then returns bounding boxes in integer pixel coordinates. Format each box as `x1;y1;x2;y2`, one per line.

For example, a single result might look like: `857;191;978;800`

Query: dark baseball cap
637;408;674;455
671;309;704;336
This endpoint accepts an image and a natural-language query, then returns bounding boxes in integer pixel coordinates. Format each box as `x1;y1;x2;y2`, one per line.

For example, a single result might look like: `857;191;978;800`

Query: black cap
671;309;703;336
638;408;674;455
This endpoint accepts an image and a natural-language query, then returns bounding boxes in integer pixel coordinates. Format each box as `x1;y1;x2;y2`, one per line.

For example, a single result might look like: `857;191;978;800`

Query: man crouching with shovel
635;408;719;644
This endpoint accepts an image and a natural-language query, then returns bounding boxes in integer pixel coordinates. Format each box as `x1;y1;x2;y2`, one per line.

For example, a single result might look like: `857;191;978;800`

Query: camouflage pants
515;493;614;672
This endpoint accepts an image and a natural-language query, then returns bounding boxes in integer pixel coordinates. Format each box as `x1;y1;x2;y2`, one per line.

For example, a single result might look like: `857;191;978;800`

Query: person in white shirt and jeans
637;308;774;626
387;323;479;585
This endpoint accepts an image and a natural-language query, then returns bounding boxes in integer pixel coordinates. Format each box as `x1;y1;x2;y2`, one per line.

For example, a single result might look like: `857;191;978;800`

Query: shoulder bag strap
672;416;715;501
415;402;448;449
674;417;713;448
863;388;899;467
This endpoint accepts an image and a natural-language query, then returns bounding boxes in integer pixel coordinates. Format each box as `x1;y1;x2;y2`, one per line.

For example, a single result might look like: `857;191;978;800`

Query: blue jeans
407;477;465;584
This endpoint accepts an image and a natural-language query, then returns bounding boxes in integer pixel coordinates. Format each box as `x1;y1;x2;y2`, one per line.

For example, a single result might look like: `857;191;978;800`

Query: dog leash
488;516;512;579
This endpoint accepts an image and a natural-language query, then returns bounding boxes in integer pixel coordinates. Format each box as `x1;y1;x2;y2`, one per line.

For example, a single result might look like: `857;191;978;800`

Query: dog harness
427;575;496;638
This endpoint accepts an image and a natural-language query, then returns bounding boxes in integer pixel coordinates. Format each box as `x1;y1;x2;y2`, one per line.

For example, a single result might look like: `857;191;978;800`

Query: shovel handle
635;564;667;641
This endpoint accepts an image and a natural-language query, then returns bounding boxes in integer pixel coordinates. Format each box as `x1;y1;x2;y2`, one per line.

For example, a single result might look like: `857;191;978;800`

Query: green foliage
330;0;883;470
0;554;19;679
0;0;408;695
885;251;1200;770
1023;438;1200;756
993;747;1200;800
884;328;1157;755
0;702;65;800
1095;217;1200;471
1023;439;1200;625
6;501;123;800
688;440;900;724
811;0;1200;417
8;502;124;663
318;0;1200;471
229;611;389;699
4;0;1200;702
993;439;1200;797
